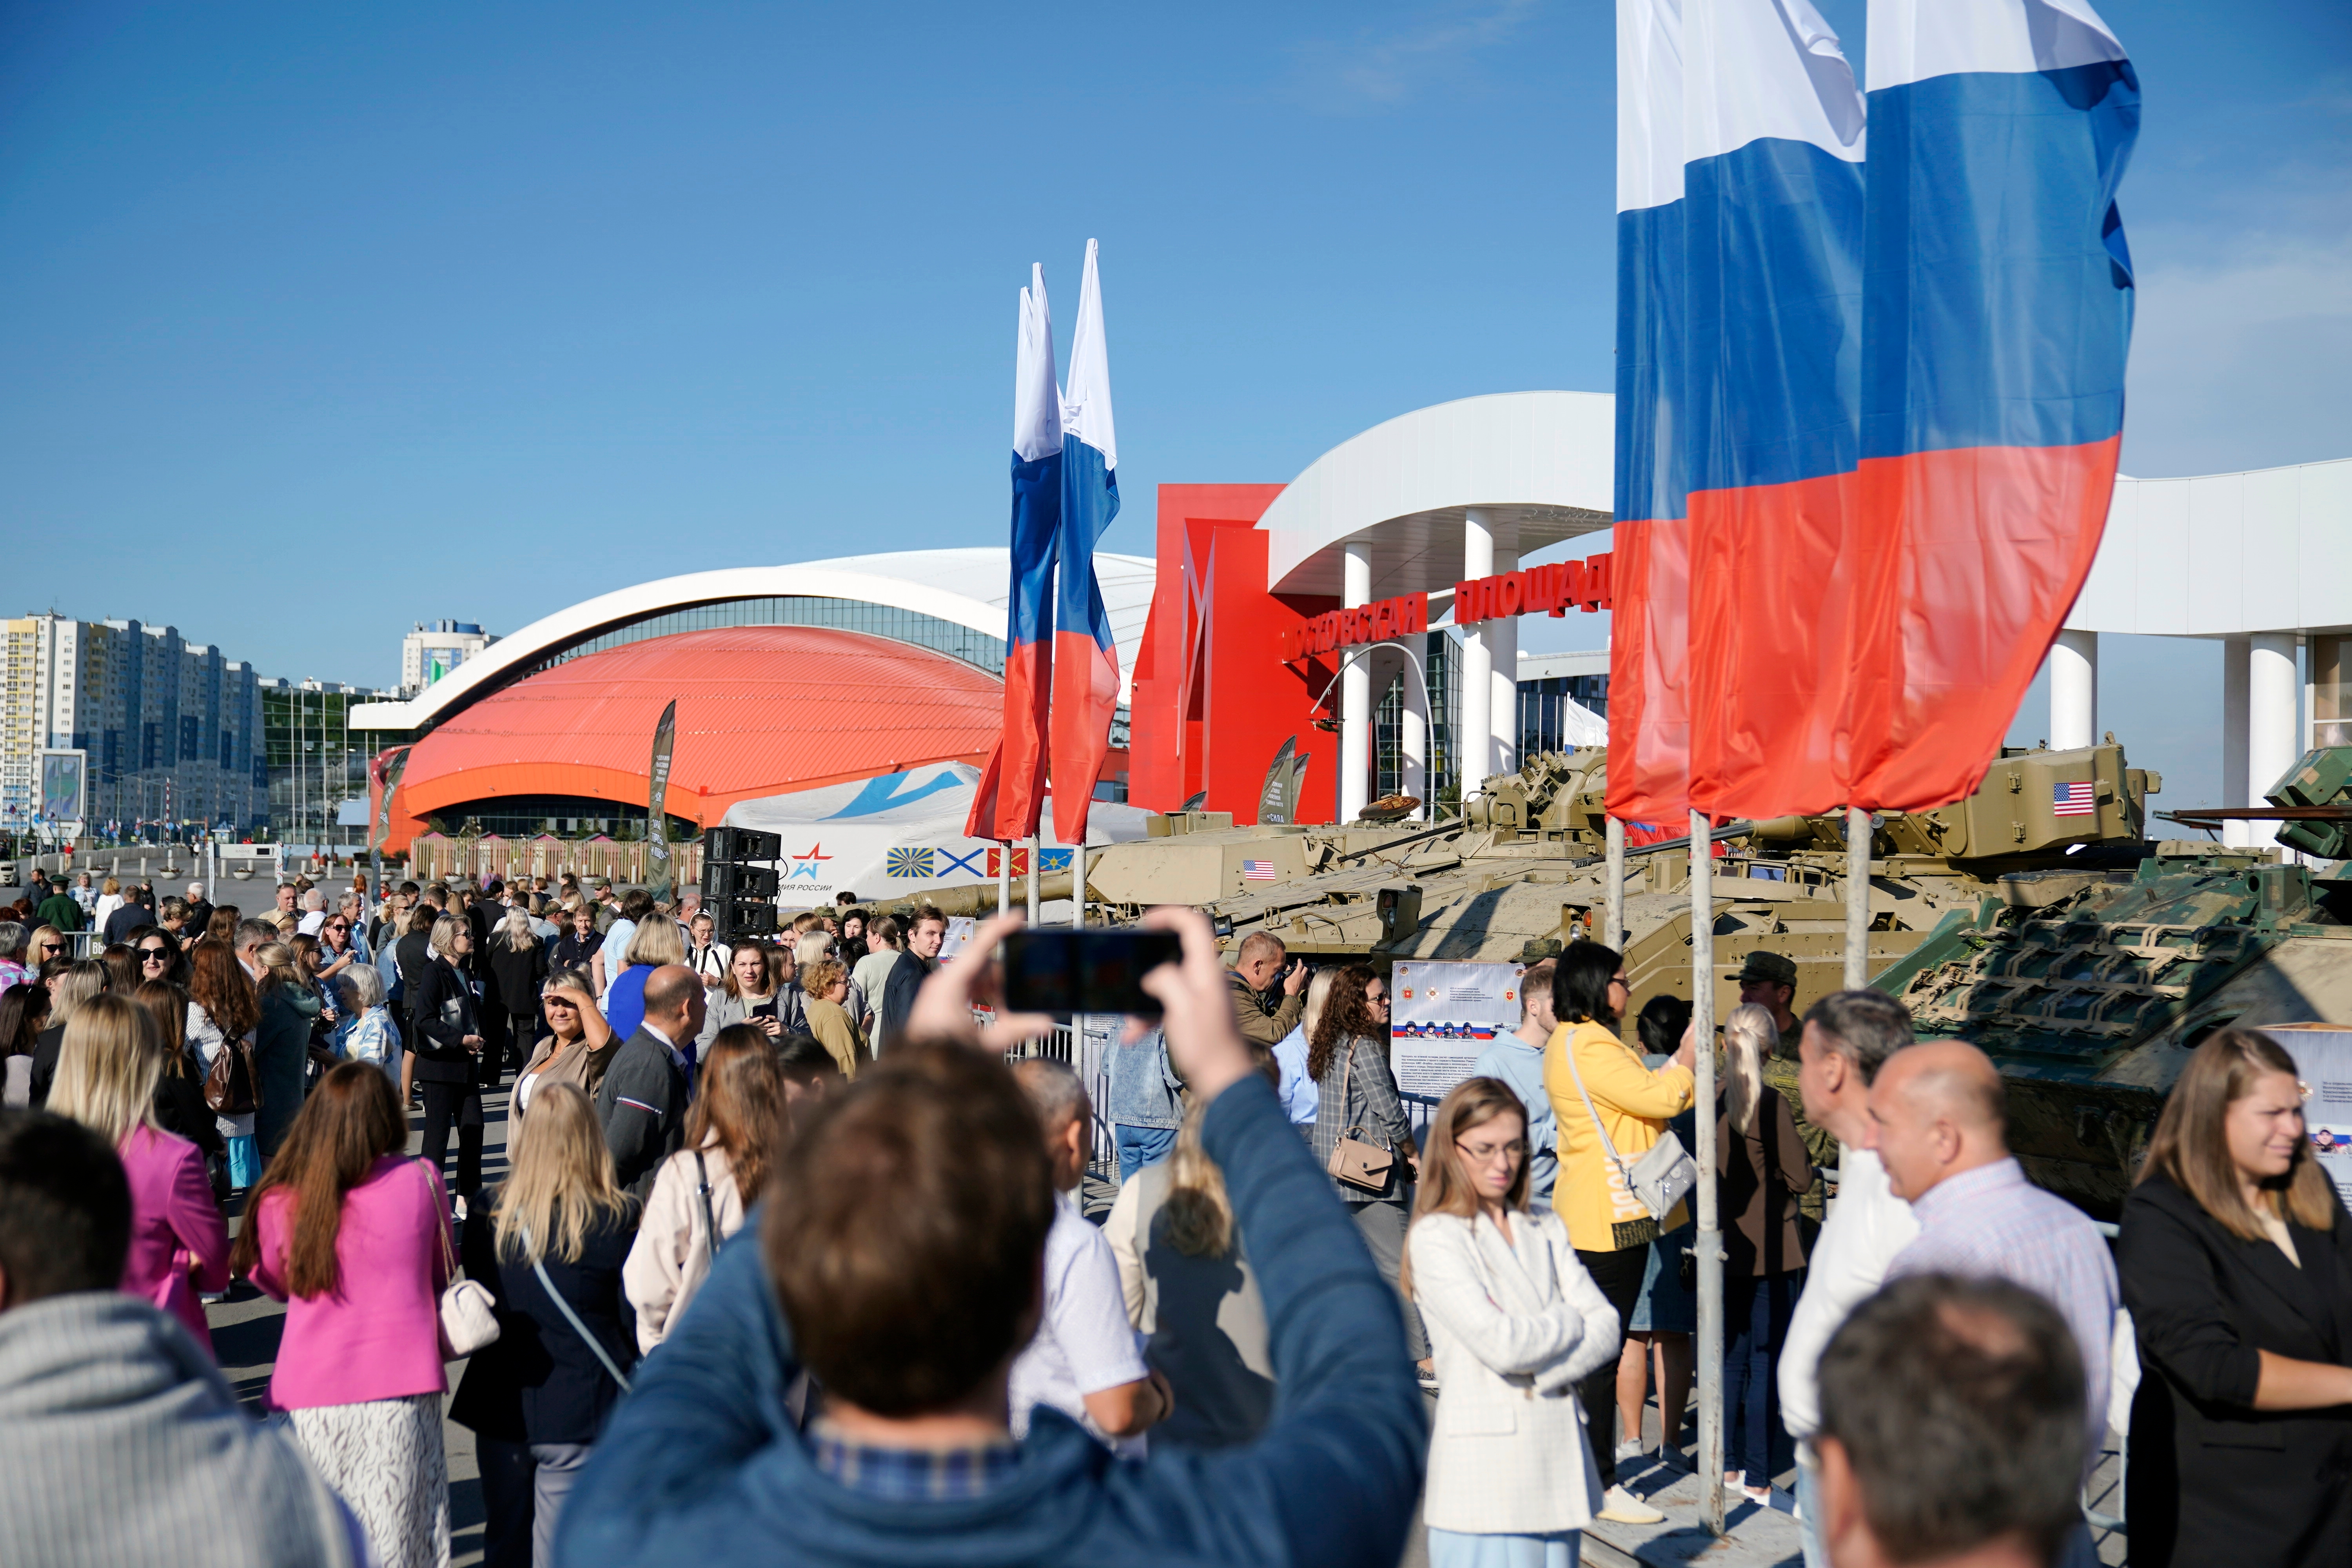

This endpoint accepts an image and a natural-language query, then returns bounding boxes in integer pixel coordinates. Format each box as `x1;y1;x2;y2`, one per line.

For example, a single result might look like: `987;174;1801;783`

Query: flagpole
1605;815;1626;947
997;841;1011;916
1844;806;1870;989
1071;840;1086;930
1690;805;1724;1534
1026;834;1040;924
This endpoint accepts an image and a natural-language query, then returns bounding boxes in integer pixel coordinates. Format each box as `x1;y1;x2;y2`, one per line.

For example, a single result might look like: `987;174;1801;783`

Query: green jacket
34;893;83;933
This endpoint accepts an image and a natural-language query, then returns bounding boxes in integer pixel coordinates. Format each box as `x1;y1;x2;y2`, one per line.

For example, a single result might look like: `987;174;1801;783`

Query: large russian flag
1604;0;1694;828
1681;0;1867;820
1840;0;2137;810
965;265;1063;842
1049;239;1122;846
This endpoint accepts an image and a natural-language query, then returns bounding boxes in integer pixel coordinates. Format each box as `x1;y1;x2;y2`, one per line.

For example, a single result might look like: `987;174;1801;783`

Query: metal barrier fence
1005;1018;1120;1175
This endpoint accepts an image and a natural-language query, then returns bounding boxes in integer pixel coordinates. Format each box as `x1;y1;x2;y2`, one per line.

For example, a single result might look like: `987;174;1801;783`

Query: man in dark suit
875;905;947;1057
594;963;700;1201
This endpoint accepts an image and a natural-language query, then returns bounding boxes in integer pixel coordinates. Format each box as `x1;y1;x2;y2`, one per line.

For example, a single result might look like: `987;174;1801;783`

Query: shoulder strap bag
524;1226;634;1394
1561;1031;1698;1249
1325;1040;1398;1194
425;1161;501;1359
693;1149;724;1263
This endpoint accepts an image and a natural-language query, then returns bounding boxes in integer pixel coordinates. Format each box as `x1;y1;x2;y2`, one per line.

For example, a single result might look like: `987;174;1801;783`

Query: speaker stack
702;826;782;942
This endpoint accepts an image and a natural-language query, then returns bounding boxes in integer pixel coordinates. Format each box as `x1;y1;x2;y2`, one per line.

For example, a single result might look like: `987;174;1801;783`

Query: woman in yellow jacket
1544;940;1695;1524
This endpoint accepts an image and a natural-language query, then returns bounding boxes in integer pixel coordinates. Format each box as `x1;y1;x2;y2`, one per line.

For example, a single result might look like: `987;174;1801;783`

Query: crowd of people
0;858;2345;1568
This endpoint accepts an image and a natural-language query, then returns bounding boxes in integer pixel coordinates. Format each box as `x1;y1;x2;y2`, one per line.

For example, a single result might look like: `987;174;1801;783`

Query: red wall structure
1129;483;1348;823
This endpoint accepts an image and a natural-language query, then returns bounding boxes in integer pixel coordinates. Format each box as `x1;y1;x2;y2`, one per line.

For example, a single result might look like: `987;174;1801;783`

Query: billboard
1390;959;1526;1099
39;750;87;825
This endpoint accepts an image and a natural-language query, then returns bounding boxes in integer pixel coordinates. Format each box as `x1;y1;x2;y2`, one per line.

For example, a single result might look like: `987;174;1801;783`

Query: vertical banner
371;746;412;853
2272;1025;2352;1210
1390;959;1527;1099
646;699;678;908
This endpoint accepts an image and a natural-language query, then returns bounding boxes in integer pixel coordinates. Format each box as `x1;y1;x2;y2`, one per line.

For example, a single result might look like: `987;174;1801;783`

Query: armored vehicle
884;741;2352;1213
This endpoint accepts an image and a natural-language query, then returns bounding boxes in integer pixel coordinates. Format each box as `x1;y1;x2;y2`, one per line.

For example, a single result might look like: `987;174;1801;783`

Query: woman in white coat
1407;1076;1624;1567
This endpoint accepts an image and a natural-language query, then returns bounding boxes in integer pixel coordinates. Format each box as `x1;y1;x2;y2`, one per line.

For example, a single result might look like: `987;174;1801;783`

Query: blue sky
4;1;2346;811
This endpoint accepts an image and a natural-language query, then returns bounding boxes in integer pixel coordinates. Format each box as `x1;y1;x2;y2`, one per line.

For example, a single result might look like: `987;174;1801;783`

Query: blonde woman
602;910;686;1039
624;1026;784;1350
1274;967;1339;1127
92;876;125;936
51;992;231;1350
28;958;107;1107
450;1083;639;1568
1408;1076;1622;1567
799;958;865;1080
515;968;616;1143
1103;1057;1282;1450
1715;1002;1812;1504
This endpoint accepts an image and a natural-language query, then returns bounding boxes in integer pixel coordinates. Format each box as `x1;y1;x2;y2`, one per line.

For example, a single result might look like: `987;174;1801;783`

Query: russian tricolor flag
1610;0;1866;824
1605;0;1694;828
1609;0;2135;823
1842;0;2137;810
1049;240;1122;846
966;265;1063;842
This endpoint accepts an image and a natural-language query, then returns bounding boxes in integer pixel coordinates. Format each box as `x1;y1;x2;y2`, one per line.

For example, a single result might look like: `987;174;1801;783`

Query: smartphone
750;998;778;1020
1000;929;1184;1018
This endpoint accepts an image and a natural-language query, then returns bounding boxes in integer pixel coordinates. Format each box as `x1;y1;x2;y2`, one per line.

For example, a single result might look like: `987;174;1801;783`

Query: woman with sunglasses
314;911;362;986
514;967;615;1152
134;931;188;988
1408;1075;1622;1568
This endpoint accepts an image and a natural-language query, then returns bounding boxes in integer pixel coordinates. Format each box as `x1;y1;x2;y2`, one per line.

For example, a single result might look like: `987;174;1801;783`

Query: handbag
201;1029;259;1117
425;1162;501;1359
525;1227;633;1394
1561;1033;1699;1249
1325;1041;1399;1194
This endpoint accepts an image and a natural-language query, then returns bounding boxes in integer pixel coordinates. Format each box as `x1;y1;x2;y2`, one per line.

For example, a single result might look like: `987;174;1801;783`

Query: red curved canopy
387;625;1001;851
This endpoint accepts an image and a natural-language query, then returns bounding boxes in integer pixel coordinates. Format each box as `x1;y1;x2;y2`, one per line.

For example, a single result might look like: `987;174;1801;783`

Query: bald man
1866;1041;2118;1519
594;962;702;1200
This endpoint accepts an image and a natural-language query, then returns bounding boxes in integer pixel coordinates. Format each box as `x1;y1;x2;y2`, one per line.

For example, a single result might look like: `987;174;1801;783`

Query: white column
2050;629;2098;751
1340;541;1373;824
2249;633;2299;850
1459;511;1494;804
1400;631;1429;819
2221;637;2251;848
1489;545;1520;779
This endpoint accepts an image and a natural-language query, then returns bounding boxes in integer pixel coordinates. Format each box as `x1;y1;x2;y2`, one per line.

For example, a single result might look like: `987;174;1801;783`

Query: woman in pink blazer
232;1061;456;1568
46;993;230;1349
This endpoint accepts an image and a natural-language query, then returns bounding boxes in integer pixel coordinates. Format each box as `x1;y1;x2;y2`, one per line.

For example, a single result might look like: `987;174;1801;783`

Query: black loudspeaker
705;861;780;899
705;826;783;863
708;899;780;937
703;827;784;943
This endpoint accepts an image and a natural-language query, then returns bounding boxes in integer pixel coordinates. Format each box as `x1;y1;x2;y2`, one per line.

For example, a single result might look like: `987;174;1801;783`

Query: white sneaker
1614;1438;1646;1463
453;1195;468;1221
1598;1484;1667;1525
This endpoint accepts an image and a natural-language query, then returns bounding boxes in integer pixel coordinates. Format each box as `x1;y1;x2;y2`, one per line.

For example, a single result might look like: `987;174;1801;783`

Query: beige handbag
1325;1041;1398;1194
424;1162;500;1359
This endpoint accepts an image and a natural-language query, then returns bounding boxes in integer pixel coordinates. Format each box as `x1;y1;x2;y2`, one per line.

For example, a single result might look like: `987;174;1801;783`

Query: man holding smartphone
1226;933;1308;1050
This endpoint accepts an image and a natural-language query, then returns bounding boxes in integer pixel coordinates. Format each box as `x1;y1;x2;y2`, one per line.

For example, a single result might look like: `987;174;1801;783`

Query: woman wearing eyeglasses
1408;1076;1622;1568
1543;940;1695;1526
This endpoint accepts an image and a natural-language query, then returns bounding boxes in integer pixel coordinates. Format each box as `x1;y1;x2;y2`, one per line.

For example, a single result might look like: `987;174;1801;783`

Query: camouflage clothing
1765;1016;1833;1223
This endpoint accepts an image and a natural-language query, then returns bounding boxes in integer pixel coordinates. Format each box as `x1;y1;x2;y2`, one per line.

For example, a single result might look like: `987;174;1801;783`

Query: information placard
2270;1024;2352;1210
1390;960;1526;1099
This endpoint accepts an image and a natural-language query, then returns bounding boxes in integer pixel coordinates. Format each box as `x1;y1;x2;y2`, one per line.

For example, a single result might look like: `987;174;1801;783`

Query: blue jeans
1116;1123;1178;1182
1797;1455;1826;1568
1724;1269;1804;1484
